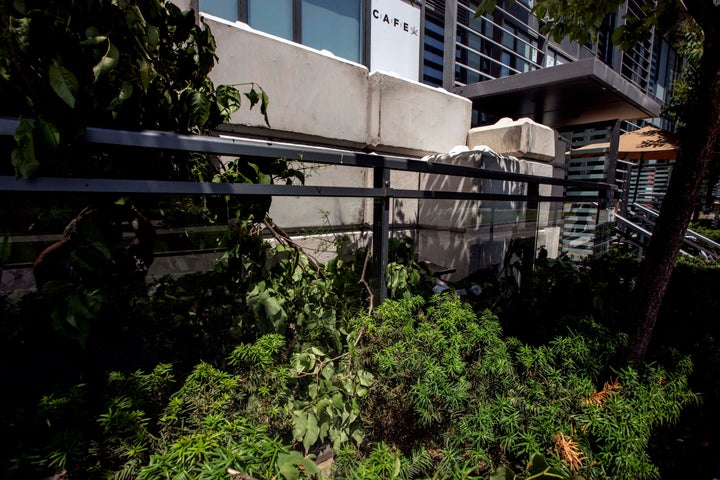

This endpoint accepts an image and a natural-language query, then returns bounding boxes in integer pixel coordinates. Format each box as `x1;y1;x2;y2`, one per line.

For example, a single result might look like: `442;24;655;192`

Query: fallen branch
262;218;323;273
358;247;374;315
227;468;260;480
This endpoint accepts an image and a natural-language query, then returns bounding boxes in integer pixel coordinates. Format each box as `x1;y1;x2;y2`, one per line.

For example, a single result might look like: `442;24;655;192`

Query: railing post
526;181;539;212
372;166;390;303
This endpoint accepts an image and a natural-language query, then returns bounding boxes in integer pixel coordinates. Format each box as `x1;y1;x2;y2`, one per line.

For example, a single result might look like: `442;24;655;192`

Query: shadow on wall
417;150;536;282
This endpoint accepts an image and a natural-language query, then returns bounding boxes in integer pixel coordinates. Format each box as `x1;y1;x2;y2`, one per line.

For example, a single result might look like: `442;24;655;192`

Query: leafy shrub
0;241;704;479
344;295;698;480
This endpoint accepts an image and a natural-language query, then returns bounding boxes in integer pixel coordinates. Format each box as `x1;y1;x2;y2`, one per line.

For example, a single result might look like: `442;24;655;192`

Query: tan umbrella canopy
618;126;679;161
569;126;679;160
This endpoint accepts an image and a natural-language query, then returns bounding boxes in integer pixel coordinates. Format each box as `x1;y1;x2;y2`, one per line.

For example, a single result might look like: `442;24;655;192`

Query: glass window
201;0;363;64
301;0;362;62
200;0;238;21
249;0;293;40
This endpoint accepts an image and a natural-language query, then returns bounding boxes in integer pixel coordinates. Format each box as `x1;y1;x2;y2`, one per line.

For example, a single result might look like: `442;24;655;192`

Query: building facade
184;0;679;266
195;0;680;127
0;1;686;295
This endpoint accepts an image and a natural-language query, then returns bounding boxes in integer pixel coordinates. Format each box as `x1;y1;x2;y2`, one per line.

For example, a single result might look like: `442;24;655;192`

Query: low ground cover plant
0;231;712;479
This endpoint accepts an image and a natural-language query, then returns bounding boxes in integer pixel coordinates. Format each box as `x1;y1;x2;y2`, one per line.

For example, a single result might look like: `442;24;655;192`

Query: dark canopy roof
454;57;662;129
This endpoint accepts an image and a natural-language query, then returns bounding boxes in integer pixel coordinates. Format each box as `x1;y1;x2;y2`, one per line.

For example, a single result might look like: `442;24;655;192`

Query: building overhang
454;57;662;129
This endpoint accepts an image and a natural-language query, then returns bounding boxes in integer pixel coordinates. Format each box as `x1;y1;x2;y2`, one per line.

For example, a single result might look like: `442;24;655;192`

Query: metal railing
616;203;720;259
0;117;613;300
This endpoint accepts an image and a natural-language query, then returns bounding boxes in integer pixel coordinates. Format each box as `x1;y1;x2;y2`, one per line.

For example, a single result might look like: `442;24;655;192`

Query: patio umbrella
618;126;679;209
618;125;679;161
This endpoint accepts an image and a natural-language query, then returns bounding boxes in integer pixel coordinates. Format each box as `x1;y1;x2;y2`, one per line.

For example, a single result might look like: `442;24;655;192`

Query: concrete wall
203;14;472;156
416;118;564;281
208;17;371;147
417;152;559;281
367;72;471;156
202;13;472;236
269;164;371;230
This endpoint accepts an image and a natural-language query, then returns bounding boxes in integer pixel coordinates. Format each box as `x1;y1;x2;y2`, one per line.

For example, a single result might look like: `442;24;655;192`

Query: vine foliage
0;0;268;179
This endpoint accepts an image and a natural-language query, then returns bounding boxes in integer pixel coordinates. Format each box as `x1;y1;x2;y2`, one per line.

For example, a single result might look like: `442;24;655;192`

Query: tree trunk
627;6;720;366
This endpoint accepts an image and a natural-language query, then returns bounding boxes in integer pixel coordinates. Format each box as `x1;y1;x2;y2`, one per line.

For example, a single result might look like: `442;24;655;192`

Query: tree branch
358;247;374;315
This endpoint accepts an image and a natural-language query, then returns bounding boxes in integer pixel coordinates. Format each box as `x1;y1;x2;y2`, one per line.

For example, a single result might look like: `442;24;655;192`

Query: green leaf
475;0;497;16
13;0;27;14
611;25;626;48
93;41;120;82
244;88;260;107
11;120;39;178
0;232;11;264
291;410;307;441
80;28;108;46
303;413;319;452
10;17;31;52
351;428;364;445
49;61;79;108
33;119;60;161
321;363;334;381
216;84;242;118
260;90;270;126
277;451;319;480
357;369;374;387
146;25;160;49
263;294;287;330
67;293;95;320
490;466;517;480
138;59;155;92
528;453;550;473
108;81;133;116
308;383;319;400
244;87;271;126
295;352;316;373
119;80;133;101
186;88;211;128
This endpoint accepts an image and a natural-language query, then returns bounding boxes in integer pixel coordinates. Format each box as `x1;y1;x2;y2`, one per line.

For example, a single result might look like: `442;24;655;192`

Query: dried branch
226;468;260;480
262;217;323;273
358;247;374;315
554;432;587;472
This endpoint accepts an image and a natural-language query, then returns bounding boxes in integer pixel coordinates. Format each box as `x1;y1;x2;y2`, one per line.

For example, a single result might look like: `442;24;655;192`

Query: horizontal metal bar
390;189;568;202
0;176;383;197
0;176;595;204
0;117;613;192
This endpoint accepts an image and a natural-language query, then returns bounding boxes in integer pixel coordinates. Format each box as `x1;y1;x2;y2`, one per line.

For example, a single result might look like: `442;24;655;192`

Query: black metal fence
0;117;613;300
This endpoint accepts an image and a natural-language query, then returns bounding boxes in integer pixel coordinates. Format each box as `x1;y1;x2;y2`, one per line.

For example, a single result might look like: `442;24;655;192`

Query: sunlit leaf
186;88;210;128
303;413;319;452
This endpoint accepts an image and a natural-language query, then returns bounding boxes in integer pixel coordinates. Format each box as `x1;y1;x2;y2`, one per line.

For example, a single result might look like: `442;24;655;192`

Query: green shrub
346;295;698;480
1;247;703;480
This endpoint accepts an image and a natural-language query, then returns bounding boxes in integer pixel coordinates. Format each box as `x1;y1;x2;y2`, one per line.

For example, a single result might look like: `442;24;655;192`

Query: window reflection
199;0;362;63
249;0;293;41
199;0;238;21
301;0;362;62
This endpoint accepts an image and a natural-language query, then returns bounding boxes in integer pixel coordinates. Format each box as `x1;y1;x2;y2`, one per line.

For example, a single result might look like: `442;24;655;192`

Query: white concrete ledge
467;117;556;161
368;72;472;155
204;16;471;157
